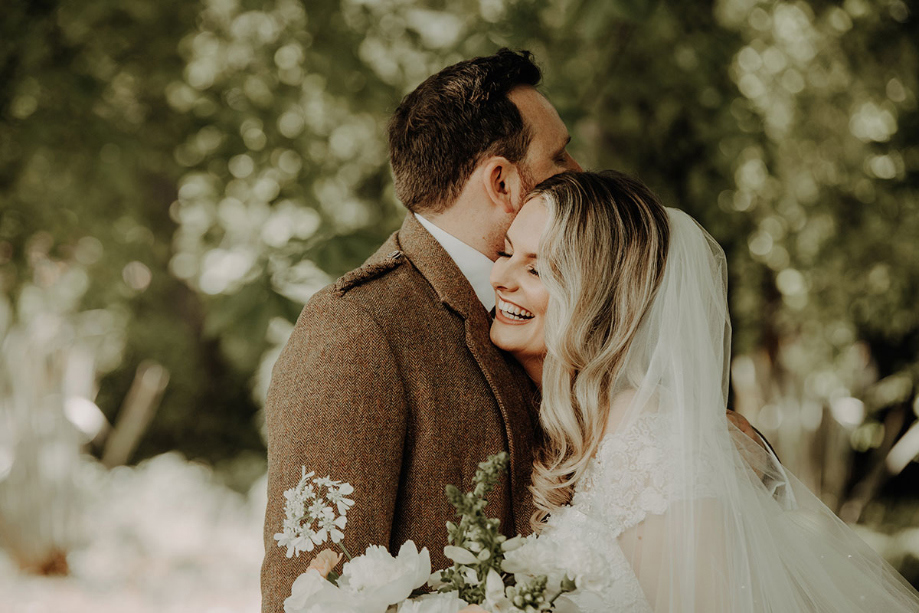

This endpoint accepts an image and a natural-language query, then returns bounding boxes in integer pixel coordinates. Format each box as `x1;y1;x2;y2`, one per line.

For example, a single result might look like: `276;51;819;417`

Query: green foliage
438;452;510;603
1;0;918;518
0;0;260;465
436;453;577;608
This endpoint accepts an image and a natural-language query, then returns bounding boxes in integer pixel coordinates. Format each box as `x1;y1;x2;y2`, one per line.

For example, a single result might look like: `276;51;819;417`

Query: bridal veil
601;207;919;612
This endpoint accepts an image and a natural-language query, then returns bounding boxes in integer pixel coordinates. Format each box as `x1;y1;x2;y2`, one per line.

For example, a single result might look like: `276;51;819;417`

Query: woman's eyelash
497;250;511;258
528;267;540;277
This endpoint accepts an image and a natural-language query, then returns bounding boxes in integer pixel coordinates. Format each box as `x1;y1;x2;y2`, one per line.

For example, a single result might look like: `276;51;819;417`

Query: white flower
274;468;354;559
500;535;548;575
397;592;469;613
462;566;480;586
328;482;355;514
501;534;569;591
284;569;344;613
307;499;328;517
328;509;348;540
427;569;447;590
568;548;610;593
274;530;297;558
443;545;478;565
294;532;316;555
314;508;348;544
481;568;514;612
315;476;336;488
503;528;611;596
501;535;525;552
337;541;432;612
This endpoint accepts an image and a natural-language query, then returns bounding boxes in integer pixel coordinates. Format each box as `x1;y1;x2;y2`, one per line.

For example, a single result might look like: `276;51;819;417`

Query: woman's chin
490;324;518;353
489;323;507;350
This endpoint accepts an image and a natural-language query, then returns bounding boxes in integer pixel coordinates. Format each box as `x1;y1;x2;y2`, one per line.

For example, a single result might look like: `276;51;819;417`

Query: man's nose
568;156;583;172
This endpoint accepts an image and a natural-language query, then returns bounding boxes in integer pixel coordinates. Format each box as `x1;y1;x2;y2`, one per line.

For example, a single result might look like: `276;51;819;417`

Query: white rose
501;534;557;576
501;529;611;596
568;547;611;593
301;604;364;613
337;541;432;612
285;569;352;613
397;592;469;613
500;535;525;552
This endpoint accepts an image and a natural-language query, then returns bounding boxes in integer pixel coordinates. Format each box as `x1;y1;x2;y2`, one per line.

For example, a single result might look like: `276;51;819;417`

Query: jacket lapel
396;214;540;535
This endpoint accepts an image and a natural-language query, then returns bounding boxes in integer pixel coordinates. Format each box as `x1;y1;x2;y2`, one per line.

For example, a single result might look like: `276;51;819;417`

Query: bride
488;170;919;612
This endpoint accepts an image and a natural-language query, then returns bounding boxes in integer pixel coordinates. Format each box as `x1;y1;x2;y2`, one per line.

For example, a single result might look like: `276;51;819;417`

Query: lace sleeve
574;412;677;536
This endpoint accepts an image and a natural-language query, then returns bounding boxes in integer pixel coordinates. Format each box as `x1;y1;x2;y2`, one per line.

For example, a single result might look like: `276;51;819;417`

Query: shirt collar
414;213;496;311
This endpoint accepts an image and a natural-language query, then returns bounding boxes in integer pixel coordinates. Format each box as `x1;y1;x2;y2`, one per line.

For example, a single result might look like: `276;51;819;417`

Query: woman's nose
490;259;517;291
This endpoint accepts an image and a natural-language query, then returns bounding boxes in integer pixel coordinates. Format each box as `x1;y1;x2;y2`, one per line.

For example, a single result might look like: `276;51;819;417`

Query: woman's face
490;197;551;368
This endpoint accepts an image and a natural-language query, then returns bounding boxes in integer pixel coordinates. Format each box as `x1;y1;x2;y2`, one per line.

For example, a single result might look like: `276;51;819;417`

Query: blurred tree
1;0;917;541
0;0;263;466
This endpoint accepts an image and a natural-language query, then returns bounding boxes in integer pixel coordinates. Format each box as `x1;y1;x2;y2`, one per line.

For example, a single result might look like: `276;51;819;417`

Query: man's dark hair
388;49;542;213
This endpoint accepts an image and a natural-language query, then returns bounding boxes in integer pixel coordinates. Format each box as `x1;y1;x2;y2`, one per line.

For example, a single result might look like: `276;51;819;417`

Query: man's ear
481;156;523;214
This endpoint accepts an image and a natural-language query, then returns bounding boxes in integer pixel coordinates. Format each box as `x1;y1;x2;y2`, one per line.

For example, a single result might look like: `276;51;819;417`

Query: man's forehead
508;87;569;146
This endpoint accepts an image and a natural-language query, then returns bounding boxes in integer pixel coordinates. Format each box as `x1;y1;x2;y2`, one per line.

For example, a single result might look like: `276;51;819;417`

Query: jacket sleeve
260;291;407;612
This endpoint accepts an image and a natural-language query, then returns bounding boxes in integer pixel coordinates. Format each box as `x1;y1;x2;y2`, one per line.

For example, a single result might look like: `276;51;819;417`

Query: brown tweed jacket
261;213;541;612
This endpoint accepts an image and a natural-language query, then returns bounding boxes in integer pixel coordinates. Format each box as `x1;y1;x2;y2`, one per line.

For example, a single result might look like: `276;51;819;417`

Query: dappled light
1;0;917;609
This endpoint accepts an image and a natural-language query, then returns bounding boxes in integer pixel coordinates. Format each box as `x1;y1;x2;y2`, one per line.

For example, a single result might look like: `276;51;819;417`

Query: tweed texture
261;213;541;612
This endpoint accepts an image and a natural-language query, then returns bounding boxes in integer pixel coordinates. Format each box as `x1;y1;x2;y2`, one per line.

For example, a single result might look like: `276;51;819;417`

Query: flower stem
337;541;353;562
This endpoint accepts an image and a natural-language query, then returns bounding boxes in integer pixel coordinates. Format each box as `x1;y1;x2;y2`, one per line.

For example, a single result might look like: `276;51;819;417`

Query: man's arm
261;294;407;613
726;409;773;455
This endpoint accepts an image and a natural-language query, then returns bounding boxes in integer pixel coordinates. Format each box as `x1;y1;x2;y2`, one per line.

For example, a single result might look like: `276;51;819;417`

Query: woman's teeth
497;299;534;321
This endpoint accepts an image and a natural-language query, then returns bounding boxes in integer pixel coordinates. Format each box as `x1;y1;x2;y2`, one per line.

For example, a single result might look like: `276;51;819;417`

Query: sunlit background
1;0;917;610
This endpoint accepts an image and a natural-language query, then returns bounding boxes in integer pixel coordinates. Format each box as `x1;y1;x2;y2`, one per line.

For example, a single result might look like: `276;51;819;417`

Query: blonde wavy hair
529;170;671;531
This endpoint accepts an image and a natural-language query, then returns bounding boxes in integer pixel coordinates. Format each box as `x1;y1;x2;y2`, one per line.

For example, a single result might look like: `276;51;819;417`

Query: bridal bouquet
275;453;585;613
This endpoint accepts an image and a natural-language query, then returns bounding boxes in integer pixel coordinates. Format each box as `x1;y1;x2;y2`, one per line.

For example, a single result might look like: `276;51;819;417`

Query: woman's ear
481;156;524;214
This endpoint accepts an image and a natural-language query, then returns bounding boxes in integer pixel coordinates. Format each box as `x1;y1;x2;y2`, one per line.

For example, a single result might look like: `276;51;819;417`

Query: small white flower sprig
274;467;355;563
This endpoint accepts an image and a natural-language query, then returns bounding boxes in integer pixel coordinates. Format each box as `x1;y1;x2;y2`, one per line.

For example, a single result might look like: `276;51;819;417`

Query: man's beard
516;162;537;208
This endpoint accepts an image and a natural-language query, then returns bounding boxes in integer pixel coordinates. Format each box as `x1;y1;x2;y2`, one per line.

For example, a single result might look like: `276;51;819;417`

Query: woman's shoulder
576;409;675;532
601;388;662;441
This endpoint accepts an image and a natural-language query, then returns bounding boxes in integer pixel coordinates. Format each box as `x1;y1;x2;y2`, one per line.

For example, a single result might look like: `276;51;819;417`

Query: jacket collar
396;213;540;535
396;213;484;320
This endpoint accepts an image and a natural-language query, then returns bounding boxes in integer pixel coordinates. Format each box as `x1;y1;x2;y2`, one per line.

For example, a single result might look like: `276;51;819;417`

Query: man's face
507;86;582;198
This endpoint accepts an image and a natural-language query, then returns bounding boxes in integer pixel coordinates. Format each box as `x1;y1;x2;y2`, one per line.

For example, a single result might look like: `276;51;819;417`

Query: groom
261;49;581;612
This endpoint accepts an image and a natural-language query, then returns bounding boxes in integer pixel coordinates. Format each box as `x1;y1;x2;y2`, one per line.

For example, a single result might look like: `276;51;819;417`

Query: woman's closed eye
496;250;512;258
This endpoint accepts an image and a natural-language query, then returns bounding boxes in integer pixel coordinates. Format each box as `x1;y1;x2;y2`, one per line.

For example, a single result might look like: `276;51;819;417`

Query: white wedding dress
530;209;919;613
541;412;669;613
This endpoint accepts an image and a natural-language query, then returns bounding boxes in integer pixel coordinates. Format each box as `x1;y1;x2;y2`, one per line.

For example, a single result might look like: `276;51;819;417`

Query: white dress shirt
415;213;496;312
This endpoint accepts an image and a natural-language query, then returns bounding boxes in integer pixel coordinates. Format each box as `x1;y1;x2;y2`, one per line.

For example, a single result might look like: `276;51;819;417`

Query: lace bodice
572;412;676;536
540;412;682;612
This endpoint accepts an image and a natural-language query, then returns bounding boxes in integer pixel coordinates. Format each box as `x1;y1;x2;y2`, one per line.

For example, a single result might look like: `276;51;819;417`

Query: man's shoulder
332;248;410;298
303;241;439;322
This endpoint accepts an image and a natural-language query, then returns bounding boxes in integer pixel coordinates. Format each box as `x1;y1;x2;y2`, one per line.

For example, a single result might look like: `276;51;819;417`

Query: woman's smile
496;297;536;322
